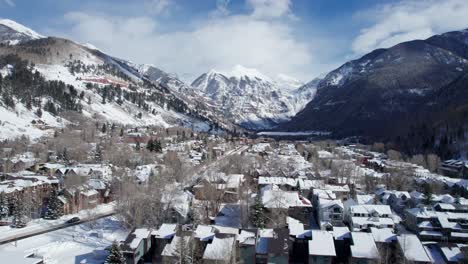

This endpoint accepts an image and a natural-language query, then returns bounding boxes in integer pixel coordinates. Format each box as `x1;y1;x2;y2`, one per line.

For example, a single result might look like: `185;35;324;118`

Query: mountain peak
0;18;44;39
204;65;272;82
228;65;271;81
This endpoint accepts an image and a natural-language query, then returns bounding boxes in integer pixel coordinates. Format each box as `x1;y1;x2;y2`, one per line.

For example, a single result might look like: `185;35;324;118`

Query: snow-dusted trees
251;197;266;228
106;241;125;264
146;138;162;153
0;192;9;220
12;194;27;228
44;189;63;220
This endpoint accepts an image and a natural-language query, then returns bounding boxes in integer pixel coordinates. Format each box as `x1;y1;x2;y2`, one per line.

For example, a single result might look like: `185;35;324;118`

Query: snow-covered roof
128;228;151;250
440;246;463;262
262;189;311;209
370;227;396;243
161;235;190;257
87;179;107;190
258;176;297;187
203;235;235;261
397;234;431;263
436;203;456;210
308;230;336;257
319;199;344;210
313;189;337;200
287;217;310;238
352;216;394;228
153;224;177;239
332;226;350;240
194;225;215;241
350;232;380;260
238;230;256;245
350;204;392;216
356;194;375;205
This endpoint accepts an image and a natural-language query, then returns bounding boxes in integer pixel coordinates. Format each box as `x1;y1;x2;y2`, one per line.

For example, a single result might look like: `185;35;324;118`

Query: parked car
66;217;80;224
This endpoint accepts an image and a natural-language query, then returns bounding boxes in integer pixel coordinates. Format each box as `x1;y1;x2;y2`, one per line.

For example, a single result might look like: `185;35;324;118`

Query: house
238;229;257;264
153;224;178;262
349;232;380;264
348;204;395;231
377;190;410;213
193;173;244;203
308;230;336;264
332;226;352;263
405;205;468;242
261;187;312;227
439;159;467;178
316;199;344;230
439;245;465;263
161;189;193;223
256;228;290;264
396;234;431;264
160;234;192;263
121;228;153;264
80;189;99;210
370;227;397;263
202;233;237;264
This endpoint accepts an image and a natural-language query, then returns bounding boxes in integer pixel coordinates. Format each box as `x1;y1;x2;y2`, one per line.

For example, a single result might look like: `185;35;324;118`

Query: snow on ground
0;103;65;140
0;19;44;40
0;216;128;264
35;64;212;131
0;203;115;241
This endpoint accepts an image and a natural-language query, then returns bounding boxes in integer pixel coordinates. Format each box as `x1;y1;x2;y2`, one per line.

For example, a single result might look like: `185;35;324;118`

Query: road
0;211;115;245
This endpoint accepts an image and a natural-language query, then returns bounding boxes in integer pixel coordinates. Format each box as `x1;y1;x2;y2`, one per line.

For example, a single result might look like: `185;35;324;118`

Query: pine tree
0;192;9;220
44;189;63;220
106;241;125;264
146;139;154;152
251;197;266;228
154;140;162;153
135;141;141;150
12;194;27;228
422;183;433;205
35;107;42;118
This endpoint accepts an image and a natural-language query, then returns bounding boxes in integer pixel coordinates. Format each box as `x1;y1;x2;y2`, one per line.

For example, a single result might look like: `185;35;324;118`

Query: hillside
280;29;468;157
0;21;237;139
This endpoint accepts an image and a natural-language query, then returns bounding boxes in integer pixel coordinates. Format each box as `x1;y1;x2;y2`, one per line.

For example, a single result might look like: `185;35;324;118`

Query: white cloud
52;2;318;82
214;0;230;16
145;0;172;15
247;0;291;18
352;0;468;54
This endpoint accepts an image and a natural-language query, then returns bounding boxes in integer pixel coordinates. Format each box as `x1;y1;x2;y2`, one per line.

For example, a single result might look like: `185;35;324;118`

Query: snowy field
0;216;128;264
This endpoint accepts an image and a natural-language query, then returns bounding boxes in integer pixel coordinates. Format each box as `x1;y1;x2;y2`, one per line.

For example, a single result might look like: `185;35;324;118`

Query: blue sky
2;0;468;82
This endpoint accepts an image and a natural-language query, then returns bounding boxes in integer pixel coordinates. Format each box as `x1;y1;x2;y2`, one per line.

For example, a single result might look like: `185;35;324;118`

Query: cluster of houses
0;153;113;224
112;142;467;263
119;220;467;263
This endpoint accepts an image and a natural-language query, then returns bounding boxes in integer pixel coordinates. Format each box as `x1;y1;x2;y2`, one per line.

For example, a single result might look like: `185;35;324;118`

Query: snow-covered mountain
281;28;468;156
191;65;316;129
0;19;44;45
0;20;237;140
